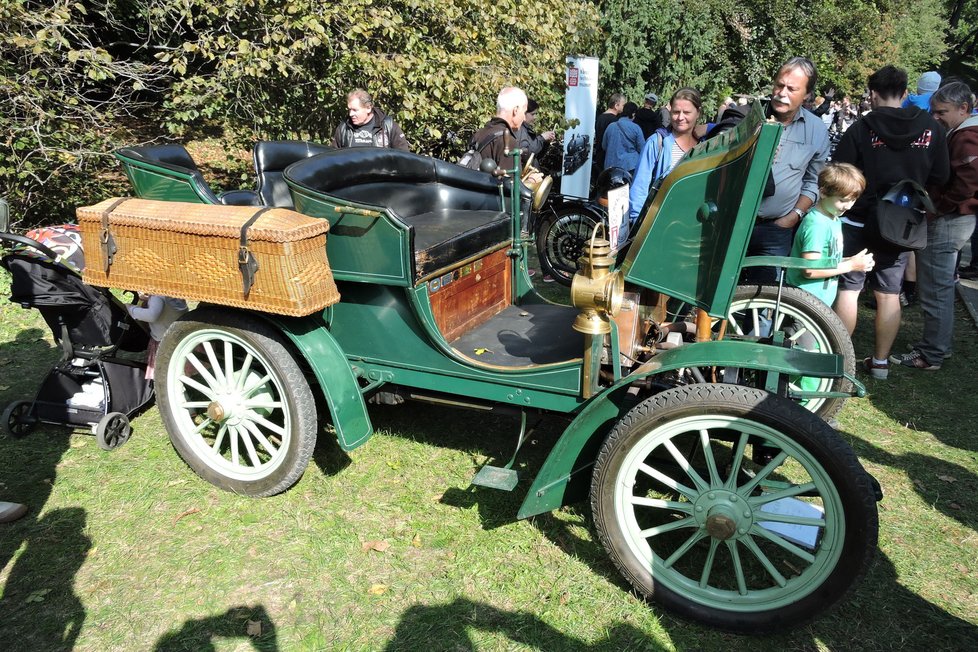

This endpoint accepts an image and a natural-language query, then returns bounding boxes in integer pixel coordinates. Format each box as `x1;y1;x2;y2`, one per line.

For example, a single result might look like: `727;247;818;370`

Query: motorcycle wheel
535;204;603;286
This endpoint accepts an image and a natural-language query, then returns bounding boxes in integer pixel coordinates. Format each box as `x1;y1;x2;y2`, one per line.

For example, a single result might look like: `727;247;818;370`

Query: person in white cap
903;70;942;110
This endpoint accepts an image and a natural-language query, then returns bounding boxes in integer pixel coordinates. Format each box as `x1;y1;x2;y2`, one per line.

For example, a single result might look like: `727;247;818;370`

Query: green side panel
327;282;586;412
115;154;212;204
621;104;782;318
288;185;413;285
517;340;844;519
266;314;374;451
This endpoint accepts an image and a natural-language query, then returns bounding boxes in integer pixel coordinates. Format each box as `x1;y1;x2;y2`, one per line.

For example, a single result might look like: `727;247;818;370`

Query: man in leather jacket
468;87;531;173
332;89;410;151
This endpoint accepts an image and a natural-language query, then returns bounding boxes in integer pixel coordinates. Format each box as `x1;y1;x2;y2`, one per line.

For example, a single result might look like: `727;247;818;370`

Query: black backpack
871;179;935;251
458;129;505;170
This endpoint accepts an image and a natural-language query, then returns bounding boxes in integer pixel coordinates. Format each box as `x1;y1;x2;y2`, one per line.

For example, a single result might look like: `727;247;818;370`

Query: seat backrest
286;148;522;218
254;140;333;208
115;144;220;204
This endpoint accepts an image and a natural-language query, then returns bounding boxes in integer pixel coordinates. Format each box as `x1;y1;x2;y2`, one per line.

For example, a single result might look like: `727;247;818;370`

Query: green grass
1;264;977;651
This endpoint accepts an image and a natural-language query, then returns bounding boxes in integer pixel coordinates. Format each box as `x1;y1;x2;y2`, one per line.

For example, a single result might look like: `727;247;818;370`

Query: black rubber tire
2;400;36;439
724;284;855;420
535;205;603;286
590;383;878;634
96;412;132;451
156;308;317;497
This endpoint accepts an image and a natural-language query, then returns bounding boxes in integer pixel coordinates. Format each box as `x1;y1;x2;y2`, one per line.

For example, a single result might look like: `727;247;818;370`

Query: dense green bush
0;0;965;228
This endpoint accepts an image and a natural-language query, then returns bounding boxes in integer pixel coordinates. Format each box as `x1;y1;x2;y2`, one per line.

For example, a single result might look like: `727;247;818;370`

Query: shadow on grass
383;597;664;651
0;326;93;647
852;301;978;454
846;433;978;532
0;507;89;648
153;604;278;651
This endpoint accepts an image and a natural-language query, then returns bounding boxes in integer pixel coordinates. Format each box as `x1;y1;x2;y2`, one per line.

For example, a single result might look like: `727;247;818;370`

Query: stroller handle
0;231;61;261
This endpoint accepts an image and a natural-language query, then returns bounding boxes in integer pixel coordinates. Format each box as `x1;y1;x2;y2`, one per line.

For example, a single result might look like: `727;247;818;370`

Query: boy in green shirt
787;163;875;307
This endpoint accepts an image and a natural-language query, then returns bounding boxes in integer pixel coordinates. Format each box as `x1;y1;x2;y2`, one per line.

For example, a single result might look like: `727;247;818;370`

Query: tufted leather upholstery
254;140;333;208
287;148;527;277
116;144;260;206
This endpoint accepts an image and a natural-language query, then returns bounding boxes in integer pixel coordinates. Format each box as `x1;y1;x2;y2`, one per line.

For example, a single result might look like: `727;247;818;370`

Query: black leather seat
287;148;528;278
254;140;333;208
116;144;260;206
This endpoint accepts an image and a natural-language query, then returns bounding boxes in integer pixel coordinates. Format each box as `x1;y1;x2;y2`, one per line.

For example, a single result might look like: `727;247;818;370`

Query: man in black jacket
332;89;410;151
634;93;664;139
832;65;949;380
468;86;541;175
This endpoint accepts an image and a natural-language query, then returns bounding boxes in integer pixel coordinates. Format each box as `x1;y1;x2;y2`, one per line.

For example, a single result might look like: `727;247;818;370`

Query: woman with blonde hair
628;87;703;223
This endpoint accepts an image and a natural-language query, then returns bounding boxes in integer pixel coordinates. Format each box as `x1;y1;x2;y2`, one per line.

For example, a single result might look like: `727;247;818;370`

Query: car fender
263;313;373;451
517;340;844;518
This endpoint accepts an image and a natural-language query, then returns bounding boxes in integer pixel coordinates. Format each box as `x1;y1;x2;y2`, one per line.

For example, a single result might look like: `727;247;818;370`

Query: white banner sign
606;184;630;253
560;55;599;200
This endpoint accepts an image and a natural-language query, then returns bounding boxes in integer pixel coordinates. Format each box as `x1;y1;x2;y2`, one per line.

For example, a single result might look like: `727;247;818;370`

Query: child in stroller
1;222;154;450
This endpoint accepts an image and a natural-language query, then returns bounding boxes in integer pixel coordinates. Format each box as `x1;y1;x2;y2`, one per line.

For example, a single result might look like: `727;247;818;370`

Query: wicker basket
79;198;340;317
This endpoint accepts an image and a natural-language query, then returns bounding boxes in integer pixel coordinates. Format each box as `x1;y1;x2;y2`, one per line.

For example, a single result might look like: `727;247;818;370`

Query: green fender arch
516;340;846;519
263;313;374;451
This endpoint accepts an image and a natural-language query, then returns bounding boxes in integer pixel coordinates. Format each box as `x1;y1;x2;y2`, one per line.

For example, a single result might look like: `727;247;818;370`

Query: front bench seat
115;144;260;206
254;140;333;208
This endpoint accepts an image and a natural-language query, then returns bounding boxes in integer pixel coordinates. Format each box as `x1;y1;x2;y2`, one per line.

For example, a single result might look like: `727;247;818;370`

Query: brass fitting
571;226;624;335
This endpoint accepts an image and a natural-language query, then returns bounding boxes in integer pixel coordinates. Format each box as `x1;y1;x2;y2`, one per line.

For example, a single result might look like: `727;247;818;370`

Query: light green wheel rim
613;414;845;612
726;296;834;413
166;328;292;481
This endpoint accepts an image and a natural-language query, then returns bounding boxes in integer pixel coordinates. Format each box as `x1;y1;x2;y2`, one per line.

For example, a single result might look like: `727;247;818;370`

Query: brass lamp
571;225;624;334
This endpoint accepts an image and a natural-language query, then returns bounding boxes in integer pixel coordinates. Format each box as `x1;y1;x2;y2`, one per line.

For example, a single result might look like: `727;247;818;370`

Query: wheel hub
206;392;248;426
693;490;754;540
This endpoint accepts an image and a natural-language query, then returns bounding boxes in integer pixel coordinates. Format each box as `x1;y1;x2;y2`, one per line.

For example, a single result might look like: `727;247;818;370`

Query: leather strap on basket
239;207;272;297
99;197;130;274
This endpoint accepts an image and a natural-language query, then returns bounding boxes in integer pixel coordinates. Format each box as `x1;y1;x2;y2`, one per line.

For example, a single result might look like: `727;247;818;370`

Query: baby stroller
0;216;153;450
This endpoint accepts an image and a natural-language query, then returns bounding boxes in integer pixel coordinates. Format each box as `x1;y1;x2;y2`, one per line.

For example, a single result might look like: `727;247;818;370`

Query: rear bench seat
284;148;527;279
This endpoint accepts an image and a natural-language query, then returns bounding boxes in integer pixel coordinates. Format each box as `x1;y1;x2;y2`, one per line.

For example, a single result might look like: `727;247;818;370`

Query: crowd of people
592;60;976;382
312;64;977;384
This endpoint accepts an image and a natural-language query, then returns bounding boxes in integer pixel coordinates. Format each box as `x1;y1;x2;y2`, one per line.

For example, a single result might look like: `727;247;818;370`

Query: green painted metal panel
621;104;782;318
115;153;213;204
289;185;414;285
516;340;844;519
265;314;374;451
327;282;587;412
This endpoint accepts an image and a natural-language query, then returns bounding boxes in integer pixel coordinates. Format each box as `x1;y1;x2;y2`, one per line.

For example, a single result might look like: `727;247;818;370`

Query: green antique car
111;105;878;633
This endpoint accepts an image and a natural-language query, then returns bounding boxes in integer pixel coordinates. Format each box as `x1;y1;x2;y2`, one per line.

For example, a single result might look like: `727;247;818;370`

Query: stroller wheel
2;401;37;439
97;412;132;451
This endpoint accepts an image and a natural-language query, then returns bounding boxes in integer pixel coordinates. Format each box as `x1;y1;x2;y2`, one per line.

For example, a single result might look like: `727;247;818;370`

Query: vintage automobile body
112;105;878;633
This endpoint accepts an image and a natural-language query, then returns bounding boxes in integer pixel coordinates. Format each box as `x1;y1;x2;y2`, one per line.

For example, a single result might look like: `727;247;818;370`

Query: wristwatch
790;207;804;220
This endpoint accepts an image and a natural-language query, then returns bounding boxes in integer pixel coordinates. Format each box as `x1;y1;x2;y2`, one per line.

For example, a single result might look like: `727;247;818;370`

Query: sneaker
542;274;555;283
863;357;889;380
527;269;536;278
906;343;951;360
889;349;941;370
959;264;978;280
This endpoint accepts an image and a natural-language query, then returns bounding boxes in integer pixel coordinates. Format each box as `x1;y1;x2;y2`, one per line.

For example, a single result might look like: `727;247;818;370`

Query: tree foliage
598;0;950;111
0;0;964;227
1;0;599;225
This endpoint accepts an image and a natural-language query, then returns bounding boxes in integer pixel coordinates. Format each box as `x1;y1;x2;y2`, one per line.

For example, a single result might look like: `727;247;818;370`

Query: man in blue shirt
743;56;832;284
